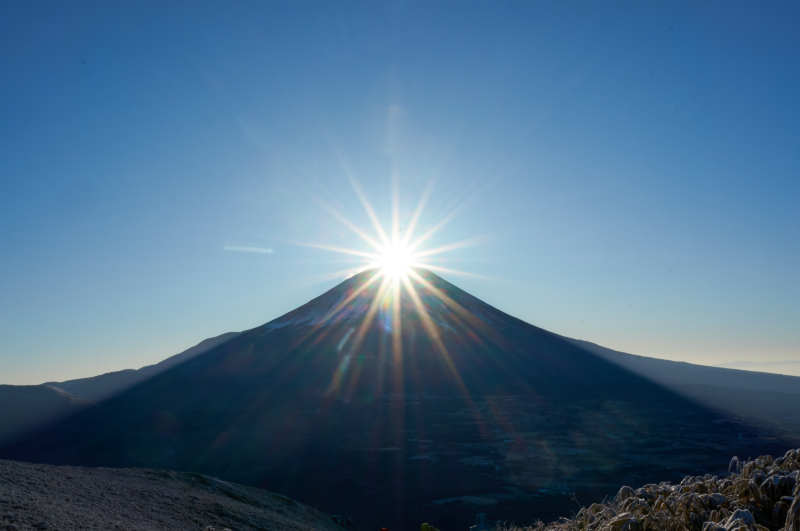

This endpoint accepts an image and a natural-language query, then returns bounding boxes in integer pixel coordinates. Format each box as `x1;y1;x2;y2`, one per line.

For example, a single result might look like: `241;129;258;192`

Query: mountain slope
0;459;348;531
0;332;238;445
2;270;791;530
569;338;800;439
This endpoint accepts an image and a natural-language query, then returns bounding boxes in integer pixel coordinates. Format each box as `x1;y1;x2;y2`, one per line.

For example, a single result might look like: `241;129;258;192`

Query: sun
302;177;478;285
374;242;417;280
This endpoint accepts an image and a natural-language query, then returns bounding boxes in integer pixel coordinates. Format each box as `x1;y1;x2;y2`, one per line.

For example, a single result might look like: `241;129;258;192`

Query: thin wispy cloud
224;245;274;254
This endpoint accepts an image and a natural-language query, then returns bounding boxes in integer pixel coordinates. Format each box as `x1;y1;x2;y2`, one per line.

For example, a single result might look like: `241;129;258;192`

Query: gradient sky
2;1;799;384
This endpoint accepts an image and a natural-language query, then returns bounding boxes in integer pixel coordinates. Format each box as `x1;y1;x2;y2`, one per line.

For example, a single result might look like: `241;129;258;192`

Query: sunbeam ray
391;177;400;245
407;268;498;344
317;200;384;252
349;177;391;247
401;275;488;436
401;275;463;389
414;263;486;279
307;265;376;284
401;180;434;247
407;206;461;253
412;237;484;259
341;277;391;399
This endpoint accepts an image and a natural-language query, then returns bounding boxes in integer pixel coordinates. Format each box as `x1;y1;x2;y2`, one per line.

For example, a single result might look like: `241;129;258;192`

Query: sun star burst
305;178;477;285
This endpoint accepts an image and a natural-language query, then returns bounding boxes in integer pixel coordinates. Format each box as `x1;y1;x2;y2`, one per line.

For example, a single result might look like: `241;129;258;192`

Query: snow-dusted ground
0;460;347;531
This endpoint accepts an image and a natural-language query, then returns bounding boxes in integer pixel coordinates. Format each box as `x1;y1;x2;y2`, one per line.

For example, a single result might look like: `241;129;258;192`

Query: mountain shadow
1;270;791;530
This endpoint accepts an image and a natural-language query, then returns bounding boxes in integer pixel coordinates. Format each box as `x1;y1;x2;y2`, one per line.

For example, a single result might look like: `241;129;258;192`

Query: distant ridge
0;331;239;444
45;331;239;402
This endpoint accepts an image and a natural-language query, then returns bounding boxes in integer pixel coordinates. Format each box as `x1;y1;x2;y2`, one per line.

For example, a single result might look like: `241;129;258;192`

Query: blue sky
1;1;798;384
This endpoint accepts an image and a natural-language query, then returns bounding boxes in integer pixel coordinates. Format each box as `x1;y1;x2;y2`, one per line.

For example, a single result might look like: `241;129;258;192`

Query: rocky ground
0;460;348;531
499;449;800;531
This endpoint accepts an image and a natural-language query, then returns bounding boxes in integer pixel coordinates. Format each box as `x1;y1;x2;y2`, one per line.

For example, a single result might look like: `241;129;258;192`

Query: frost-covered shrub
496;449;800;531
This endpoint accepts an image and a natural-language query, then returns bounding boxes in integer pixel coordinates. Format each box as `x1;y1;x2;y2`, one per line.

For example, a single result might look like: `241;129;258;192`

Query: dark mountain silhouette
1;270;792;530
0;332;238;445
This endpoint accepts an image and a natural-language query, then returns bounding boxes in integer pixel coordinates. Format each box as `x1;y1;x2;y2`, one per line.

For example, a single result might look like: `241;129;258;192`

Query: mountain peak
259;267;504;345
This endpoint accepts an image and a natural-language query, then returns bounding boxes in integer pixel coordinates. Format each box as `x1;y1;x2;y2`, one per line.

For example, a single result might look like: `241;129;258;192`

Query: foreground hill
1;270;792;530
504;449;800;531
0;459;347;531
